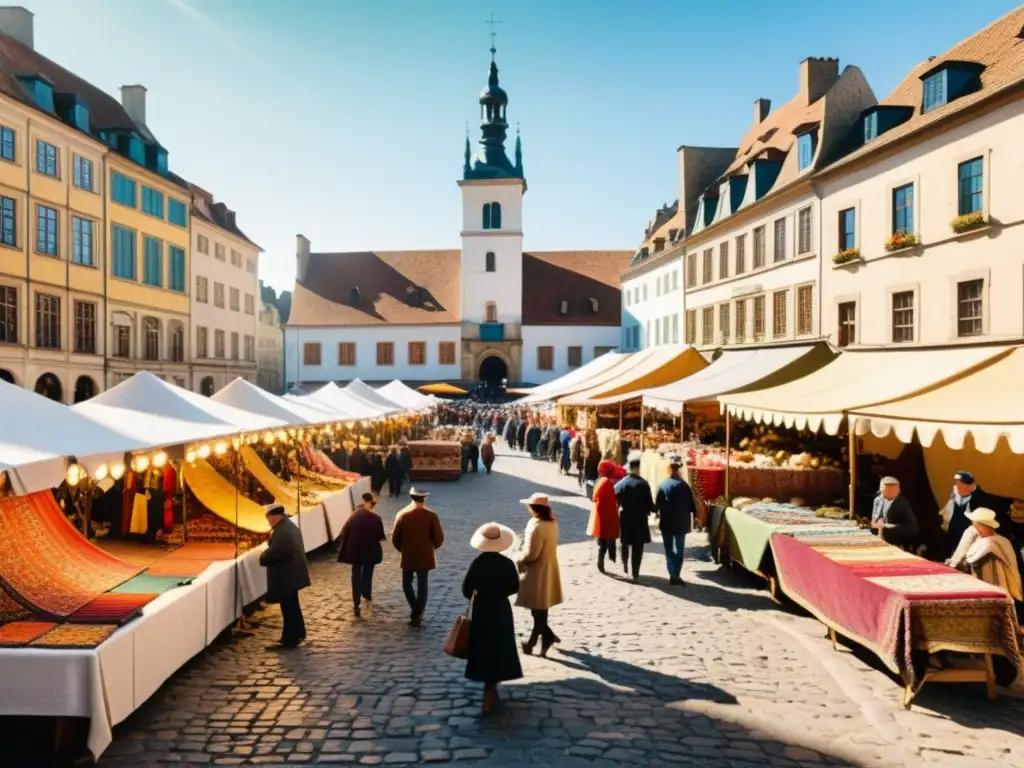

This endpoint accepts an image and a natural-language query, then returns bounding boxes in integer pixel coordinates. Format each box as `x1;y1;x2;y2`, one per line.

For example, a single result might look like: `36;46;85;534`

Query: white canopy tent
212;378;344;427
343;379;405;413
300;382;393;420
514;351;630;404
376;380;436;411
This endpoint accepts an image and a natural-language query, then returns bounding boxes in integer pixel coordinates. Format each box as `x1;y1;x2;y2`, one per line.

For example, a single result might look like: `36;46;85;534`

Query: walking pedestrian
614;456;656;582
481;434;495;474
399;440;413;490
572;434;584;487
588;460;621;573
385;445;404;497
462;523;523;714
559;426;572;475
468;438;480;473
392;487;445;626
656;456;697;586
369;452;386;495
337;492;386;617
516;492;563;657
259;504;311;649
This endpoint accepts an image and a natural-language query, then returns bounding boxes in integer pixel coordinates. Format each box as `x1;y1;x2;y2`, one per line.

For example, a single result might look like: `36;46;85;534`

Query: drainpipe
65;143;72;401
23;118;31;386
101;150;109;391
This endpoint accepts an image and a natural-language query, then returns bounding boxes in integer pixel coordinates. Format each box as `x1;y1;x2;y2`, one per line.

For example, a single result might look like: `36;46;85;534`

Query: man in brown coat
392;487;445;626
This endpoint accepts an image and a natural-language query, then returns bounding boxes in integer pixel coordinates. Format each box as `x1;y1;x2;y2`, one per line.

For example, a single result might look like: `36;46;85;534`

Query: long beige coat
515;517;563;610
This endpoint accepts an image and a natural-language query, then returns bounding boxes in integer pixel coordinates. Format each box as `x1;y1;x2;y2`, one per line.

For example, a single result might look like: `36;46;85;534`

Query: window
701;307;714;345
685;309;696;345
71;216;94;266
672;270;678;291
662;316;669;345
735;299;747;342
753;295;765;339
957;157;983;216
796;285;813;336
797;207;812;254
702;249;713;284
719;242;729;280
719;304;730;344
244;293;255;315
170;324;185;362
439;341;456;365
772;290;788;338
655;320;660;345
0;196;14;247
110;170;136;207
73;155;93;191
837;302;856;348
377;341;395;366
408;341;426;365
567;346;582;368
537;346;553;371
685;253;696;288
141;186;164;218
196;276;208;303
735;235;746;275
246;259;256;274
671;314;679;343
558;300;568;315
0;285;16;343
892;291;914;343
34;293;60;349
196;326;208;358
482;201;502;229
922;71;946;113
623;289;630;307
797;131;817;171
957;279;983;337
892;184;914;235
143;236;162;287
230;249;242;267
35;140;58;177
773;217;786;262
35;204;57;255
215;243;225;261
213;282;224;308
143;317;160;361
485;302;498;323
244;334;255;362
839;208;856;250
656;279;661;298
485;251;495;272
0;126;13;161
230;287;240;311
303;341;321;365
338;342;356;366
753;226;765;268
595;345;615;357
169;246;186;292
230;332;239;360
863;111;878;143
197;234;209;254
168;199;188;227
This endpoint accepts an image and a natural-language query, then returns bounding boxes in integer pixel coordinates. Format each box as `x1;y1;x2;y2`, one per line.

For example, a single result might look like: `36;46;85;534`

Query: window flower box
951;211;988;234
832;248;861;265
884;232;918;252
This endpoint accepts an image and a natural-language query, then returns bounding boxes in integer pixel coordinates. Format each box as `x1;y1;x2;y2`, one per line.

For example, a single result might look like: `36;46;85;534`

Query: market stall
558;345;708;405
511;350;631;403
407;440;462;480
376;380;437;411
343;378;406;414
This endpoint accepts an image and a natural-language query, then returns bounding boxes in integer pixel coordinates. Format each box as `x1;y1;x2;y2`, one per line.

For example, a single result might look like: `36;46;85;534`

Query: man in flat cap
941;471;1009;558
259;504;311;649
871;477;919;549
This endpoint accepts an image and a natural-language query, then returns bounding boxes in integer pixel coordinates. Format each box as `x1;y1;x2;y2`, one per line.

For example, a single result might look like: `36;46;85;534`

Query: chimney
799;57;840;105
0;7;34;49
120;84;147;125
753;98;771;126
226;210;236;230
296;234;311;282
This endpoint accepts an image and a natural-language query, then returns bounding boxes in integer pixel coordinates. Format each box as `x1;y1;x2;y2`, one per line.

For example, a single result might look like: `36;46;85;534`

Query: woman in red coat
587;460;622;573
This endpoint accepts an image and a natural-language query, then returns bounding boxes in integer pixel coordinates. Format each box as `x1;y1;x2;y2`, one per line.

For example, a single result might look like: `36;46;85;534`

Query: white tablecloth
322;491;353;540
296;503;329;552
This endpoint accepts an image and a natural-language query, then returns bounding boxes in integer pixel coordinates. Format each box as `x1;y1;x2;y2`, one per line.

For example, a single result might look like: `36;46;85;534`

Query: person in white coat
515;492;564;657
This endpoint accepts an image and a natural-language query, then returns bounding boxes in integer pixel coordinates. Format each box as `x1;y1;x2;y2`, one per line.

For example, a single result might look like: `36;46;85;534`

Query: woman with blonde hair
516;492;564;657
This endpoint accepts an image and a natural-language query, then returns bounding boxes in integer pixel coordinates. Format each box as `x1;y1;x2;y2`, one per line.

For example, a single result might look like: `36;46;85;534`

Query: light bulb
275;430;287;441
152;451;168;468
263;431;275;445
198;444;211;459
110;463;125;480
185;450;196;464
231;437;241;450
214;442;228;455
93;464;109;482
66;463;82;487
133;455;150;472
287;429;297;439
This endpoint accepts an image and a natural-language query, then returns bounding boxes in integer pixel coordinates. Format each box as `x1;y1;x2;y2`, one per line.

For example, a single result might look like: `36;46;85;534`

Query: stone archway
478;354;508;384
73;375;97;403
200;376;216;396
0;369;14;385
34;372;63;402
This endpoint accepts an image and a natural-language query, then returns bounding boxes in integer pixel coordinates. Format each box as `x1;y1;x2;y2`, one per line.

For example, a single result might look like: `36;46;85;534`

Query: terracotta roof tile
722;98;823;179
522;251;632;326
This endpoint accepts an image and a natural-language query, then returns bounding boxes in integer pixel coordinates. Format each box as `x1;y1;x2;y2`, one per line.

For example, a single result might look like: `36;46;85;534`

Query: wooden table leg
829;627;837;652
984;653;996;700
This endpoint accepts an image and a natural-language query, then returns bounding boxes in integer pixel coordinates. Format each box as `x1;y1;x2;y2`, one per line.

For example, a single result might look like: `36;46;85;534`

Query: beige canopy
558;345;708;405
719;345;1012;435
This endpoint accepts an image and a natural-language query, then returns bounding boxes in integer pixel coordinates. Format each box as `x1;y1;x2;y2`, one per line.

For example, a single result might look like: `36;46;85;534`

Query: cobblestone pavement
100;443;1024;767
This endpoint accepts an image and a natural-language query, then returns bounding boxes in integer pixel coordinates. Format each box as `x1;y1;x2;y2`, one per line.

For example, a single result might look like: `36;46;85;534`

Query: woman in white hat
462;523;523;714
515;492;564;657
948;507;1023;601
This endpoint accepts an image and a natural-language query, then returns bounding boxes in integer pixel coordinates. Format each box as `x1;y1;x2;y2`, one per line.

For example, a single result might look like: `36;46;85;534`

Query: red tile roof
522;251;632;326
190;183;259;249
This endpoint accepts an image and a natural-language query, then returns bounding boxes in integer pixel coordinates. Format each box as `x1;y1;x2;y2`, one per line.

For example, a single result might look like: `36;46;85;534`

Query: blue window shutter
797;132;817;171
169;246;185;291
922;71;947;113
168;199;188;227
0;197;15;246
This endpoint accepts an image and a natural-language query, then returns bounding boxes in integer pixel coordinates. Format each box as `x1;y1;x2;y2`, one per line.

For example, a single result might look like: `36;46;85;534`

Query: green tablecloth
723;506;783;573
112;574;195;595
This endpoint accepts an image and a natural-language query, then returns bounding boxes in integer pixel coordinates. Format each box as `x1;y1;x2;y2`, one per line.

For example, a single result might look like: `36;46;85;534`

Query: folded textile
67;592;156;625
111;574;194;594
0;620;57;647
31;623;117;649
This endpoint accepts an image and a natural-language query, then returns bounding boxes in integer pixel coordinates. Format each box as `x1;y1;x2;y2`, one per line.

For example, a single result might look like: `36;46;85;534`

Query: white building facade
257;299;284;393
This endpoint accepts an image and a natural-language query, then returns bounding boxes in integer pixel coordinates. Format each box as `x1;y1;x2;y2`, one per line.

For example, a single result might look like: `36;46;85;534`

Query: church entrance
478;355;508;388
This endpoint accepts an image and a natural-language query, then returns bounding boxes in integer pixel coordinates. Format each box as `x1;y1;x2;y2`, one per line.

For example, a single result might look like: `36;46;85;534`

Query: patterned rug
67;592;156;624
111;574;195;594
144;540;238;577
30;624;117;649
0;491;144;618
182;460;271;534
0;589;30;623
0;620;57;647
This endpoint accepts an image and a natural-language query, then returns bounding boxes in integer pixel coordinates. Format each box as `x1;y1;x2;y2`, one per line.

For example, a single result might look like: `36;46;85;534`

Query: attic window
653;237;665;253
922;71;947;113
667;229;678;242
558;300;569;316
349;286;361;305
17;75;54;113
588;298;599;314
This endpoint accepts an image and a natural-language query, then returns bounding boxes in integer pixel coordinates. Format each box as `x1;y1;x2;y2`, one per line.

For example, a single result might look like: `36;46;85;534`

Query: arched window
485;251;495;272
143;316;161;361
169;322;185;362
485;302;498;323
482;201;502;230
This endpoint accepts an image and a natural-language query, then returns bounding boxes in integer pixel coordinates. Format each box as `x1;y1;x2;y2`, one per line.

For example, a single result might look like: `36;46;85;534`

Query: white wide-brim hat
966;507;1000;528
520;492;551;508
471;522;516;553
408;487;430;497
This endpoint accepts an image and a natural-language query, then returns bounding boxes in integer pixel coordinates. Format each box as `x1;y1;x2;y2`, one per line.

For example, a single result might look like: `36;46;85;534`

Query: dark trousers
279;591;306;645
388;475;402;497
597;538;617;569
351;563;375;608
527;609;556;646
402;570;429;616
620;542;644;579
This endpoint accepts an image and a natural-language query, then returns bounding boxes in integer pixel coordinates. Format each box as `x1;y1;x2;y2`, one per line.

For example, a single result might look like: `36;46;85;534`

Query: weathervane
485;13;501;59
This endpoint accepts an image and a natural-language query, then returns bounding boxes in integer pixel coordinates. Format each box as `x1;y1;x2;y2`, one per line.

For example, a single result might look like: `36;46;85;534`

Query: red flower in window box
884;232;918;252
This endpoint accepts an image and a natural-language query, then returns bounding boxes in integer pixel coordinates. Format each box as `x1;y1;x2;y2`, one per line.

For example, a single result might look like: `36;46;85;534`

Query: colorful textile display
30;623;117;649
67;592;156;625
111;574;194;594
769;531;1023;686
162;463;178;532
0;491;144;618
0;589;30;623
240;446;300;504
144;541;237;577
0;620;57;647
182;459;271;533
407;440;462;480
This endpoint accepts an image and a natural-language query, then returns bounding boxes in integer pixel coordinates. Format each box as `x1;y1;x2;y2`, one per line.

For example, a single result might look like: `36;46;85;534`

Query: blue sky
28;0;1019;292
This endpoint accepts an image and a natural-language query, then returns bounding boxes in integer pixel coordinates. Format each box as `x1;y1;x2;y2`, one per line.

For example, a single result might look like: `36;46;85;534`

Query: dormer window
796;130;818;171
349;286;361;305
128;136;145;165
922;71;947;113
17;75;54;113
482;201;502;230
668;229;678;241
863;111;878;142
146;145;168;176
558;300;569;316
653;237;665;253
588;298;599;314
921;61;984;114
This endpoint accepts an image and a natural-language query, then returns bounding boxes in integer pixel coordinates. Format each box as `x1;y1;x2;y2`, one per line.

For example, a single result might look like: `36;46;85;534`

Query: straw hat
966;507;1000;529
471;522;515;553
520;492;551;508
408;487;430;498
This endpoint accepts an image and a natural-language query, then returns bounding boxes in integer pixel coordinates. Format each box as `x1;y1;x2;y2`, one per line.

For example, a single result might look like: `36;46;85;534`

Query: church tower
459;36;526;383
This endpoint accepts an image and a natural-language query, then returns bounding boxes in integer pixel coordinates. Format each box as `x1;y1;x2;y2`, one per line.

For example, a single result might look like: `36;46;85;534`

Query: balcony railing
480;322;505;342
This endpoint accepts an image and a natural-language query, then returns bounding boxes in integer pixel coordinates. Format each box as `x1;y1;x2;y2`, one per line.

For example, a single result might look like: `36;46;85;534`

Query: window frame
34;291;61;350
795;283;814;336
888;285;918;344
773;217;786;263
141;186;165;219
752;226;766;269
718;241;729;280
485;251;496;272
838;206;857;251
169;246;186;292
142;235;163;288
947;268;989;340
376;341;395;366
439;341;456;365
73;300;96;354
0;195;15;247
956;156;984;217
0;284;17;344
168;198;188;227
567;345;582;368
35;203;58;256
834;296;858;348
771;289;788;339
71;215;94;266
35;139;58;178
684;309;696;346
110;170;136;208
797;206;813;254
73;155;94;191
338;342;356;366
408;340;426;366
891;182;915;236
0;126;14;163
536;345;554;371
303;341;322;366
701;306;714;346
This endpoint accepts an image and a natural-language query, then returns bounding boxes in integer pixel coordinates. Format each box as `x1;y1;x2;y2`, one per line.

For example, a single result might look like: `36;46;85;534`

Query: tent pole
725;410;732;504
847;417;857;520
181;460;189;544
618;402;623;431
679;406;685;441
640;405;645;451
233;441;242;634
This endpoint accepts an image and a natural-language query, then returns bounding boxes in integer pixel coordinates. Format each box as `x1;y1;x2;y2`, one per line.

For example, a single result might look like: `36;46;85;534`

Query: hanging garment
162;464;178;531
130;490;150;535
120;470;137;536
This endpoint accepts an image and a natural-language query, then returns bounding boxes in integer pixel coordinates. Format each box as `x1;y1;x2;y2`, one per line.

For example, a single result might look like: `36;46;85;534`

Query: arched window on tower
482;201;502;230
485;252;495;272
485;302;498;323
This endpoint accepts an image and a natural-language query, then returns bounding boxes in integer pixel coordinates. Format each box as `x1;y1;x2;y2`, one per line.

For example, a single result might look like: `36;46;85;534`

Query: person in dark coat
392;488;445;626
259;504;311;649
384;446;404;497
516;421;527;452
369;454;386;495
535;427;549;460
871;476;919;550
467;440;480;473
941;471;1011;557
614;456;656;581
583;439;601;498
399;443;413;487
338;492;386;617
481;434;495;474
559;428;572;474
462;522;523;715
656;456;697;586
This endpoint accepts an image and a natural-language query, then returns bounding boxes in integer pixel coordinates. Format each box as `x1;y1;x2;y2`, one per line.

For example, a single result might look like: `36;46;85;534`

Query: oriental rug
144;540;237;577
0;620;56;647
31;624;117;649
0;491;144;618
0;588;31;623
182;460;271;534
67;592;155;624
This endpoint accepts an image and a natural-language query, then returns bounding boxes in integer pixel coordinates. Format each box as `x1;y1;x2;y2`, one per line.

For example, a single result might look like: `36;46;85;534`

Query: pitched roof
823;7;1024;173
522;251;632;326
189;183;260;249
722;98;823;180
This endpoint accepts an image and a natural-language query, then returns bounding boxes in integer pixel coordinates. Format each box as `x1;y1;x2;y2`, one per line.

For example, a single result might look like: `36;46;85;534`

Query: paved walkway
100;443;1024;767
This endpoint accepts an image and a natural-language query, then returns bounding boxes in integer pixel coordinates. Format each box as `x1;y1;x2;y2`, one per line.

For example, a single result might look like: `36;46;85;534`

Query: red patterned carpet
30;624;117;649
0;492;144;618
0;620;57;647
67;593;156;625
144;541;238;577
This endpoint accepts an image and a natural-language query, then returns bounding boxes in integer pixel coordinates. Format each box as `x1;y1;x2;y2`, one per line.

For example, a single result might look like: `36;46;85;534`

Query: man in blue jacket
656;456;697;586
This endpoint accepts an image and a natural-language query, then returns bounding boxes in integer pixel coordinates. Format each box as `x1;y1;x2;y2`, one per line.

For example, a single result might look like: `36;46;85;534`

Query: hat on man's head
409;487;429;499
264;503;287;518
361;492;376;503
954;470;976;485
668;455;683;469
520;492;551;509
966;507;999;528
